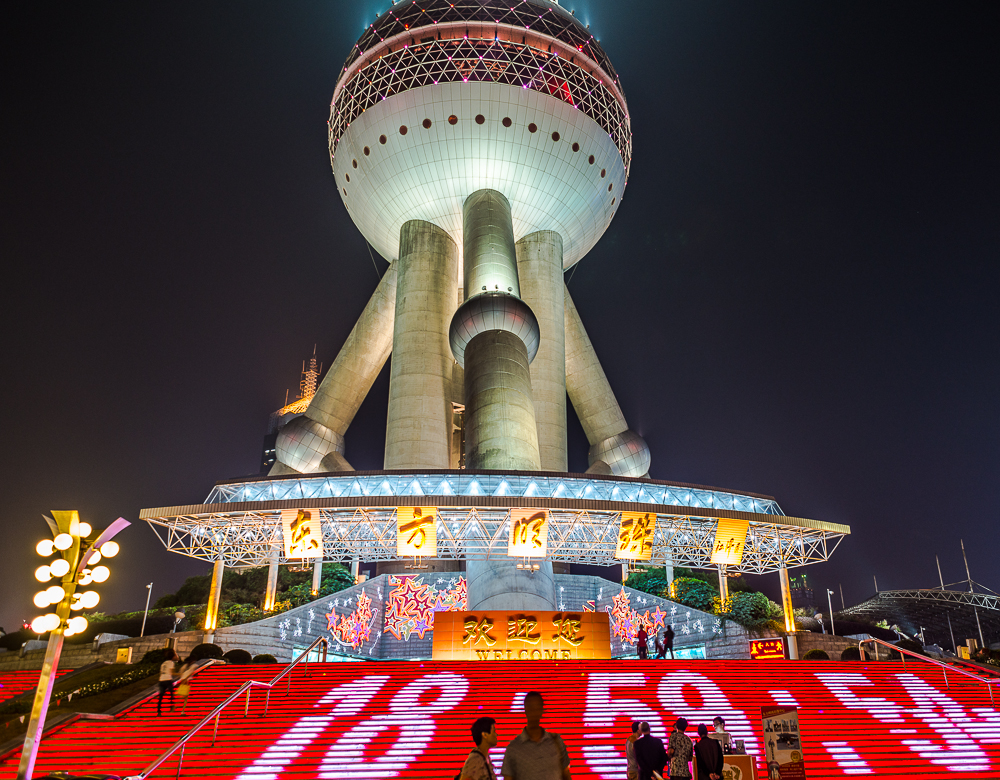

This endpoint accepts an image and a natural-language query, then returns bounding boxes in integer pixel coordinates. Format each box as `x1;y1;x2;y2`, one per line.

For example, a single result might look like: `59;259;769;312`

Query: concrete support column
203;559;225;641
272;264;398;474
311;558;323;596
778;565;799;659
718;565;729;604
384;220;459;469
263;547;279;612
449;189;554;611
665;549;674;589
516;231;567;472
565;285;651;478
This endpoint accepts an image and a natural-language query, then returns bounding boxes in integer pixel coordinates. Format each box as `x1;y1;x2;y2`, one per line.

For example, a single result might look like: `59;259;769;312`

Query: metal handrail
125;636;328;780
858;636;995;705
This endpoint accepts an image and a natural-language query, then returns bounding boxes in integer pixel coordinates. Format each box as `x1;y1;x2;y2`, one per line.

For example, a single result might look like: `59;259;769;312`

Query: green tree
623;566;672;597
669;577;717;612
717;591;783;632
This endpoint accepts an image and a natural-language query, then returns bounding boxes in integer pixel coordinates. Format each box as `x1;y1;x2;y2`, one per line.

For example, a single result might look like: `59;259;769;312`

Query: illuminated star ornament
326;588;375;650
384;575;436;641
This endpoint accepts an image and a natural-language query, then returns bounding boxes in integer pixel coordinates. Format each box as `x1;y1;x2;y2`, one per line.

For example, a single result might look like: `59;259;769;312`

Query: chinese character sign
433;611;611;660
710;517;749;566
615;511;656;560
761;705;806;779
750;638;786;660
396;507;437;557
281;508;323;559
508;509;548;557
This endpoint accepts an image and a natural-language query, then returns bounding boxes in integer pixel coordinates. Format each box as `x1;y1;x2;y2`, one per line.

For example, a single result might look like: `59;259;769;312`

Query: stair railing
125;636;328;780
858;636;996;705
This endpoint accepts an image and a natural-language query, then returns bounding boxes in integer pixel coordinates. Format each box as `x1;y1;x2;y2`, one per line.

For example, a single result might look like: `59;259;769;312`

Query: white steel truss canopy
141;472;849;573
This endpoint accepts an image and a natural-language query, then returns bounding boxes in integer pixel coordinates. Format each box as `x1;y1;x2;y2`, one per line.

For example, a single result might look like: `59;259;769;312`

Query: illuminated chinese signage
749;638;786;660
507;509;549;557
280;508;323;559
396;507;437;557
615;511;656;560
710;517;749;566
432;611;611;660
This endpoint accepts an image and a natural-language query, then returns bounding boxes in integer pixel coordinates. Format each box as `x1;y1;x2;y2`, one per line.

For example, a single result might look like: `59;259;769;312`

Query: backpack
454;749;492;780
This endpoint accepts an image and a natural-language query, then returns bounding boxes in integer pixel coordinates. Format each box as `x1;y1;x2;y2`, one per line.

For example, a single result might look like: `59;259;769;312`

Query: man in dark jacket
634;721;667;780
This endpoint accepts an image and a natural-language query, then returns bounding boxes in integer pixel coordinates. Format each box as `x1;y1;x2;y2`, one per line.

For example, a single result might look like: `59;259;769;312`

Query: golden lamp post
16;510;129;780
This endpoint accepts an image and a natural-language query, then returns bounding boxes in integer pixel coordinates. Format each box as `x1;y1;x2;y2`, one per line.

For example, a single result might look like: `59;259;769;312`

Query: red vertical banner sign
761;705;806;779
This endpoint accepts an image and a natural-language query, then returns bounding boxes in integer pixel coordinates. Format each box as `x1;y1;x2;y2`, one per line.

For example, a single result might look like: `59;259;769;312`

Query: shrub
803;649;830;660
189;643;224;661
623;567;672;597
841;646;862;661
894;638;924;656
140;647;173;665
717;592;783;632
252;654;278;664
223;649;253;665
667;578;717;613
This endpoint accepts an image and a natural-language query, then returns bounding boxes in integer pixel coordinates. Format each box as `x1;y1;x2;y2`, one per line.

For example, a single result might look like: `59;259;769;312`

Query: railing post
287;664;292;696
265;688;271;717
244;687;251;717
175;743;185;780
212;712;220;746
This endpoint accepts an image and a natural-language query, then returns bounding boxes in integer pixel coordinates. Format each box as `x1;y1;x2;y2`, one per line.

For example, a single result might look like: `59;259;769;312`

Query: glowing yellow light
92;566;110;583
100;541;119;558
53;533;73;551
35;566;52;583
78;522;92;538
45;585;66;604
33;591;50;609
80;591;100;609
36;539;55;557
49;558;70;578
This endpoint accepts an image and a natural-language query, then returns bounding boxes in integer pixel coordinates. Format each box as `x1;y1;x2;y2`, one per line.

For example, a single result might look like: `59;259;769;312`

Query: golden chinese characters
615;512;656;560
508;509;549;557
396;507;438;557
281;508;323;559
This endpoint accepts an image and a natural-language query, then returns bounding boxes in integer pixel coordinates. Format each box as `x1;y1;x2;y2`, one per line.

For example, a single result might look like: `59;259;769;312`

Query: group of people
456;690;729;780
156;648;194;715
636;625;675;659
626;717;731;780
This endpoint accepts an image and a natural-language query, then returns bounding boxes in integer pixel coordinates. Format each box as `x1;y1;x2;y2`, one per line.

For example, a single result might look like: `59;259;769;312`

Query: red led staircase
1;659;998;779
0;671;67;705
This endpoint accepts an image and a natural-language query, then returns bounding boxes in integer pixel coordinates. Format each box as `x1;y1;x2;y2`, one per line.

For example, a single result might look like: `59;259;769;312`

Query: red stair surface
0;671;66;705
2;659;999;779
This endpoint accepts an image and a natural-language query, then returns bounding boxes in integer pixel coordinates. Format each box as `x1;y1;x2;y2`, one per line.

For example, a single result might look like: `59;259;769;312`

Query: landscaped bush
717;592;783;632
623;567;672;597
189;643;224;661
894;638;925;656
223;649;253;665
252;654;278;664
667;578;717;613
803;649;830;660
841;646;862;661
140;647;173;665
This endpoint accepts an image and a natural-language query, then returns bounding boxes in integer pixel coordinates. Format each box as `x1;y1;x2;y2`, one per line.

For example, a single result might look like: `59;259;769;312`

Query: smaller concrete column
778;565;799;659
311;558;323;595
350;558;360;582
664;549;674;589
718;565;729;604
203;560;225;641
263;548;279;612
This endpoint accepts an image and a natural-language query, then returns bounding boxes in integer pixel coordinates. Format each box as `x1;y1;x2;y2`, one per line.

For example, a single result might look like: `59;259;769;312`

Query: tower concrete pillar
449;189;554;610
311;558;323;595
203;559;225;642
263;547;279;611
565;285;651;477
384;220;459;469
517;231;567;472
272;264;398;474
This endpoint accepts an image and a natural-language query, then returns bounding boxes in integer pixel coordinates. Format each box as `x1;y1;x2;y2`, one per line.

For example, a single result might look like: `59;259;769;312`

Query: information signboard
749;638;786;660
761;705;805;779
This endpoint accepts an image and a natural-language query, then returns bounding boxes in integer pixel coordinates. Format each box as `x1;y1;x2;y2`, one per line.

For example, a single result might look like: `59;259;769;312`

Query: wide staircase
0;672;68;705
1;658;998;779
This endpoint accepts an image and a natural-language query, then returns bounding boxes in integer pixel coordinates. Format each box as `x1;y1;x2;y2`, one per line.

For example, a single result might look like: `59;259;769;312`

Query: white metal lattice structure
142;473;849;572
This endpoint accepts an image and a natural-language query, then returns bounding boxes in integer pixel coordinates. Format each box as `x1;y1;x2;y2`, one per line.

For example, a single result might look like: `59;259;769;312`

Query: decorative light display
231;659;1000;779
383;574;467;641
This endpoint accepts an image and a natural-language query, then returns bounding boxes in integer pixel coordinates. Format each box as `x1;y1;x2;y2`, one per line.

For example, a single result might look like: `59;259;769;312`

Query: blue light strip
205;473;782;516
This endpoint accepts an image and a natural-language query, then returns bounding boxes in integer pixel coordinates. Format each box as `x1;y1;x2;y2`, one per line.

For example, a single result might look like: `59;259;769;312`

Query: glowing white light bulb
30;616;49;633
88;550;102;565
78;522;92;538
67;616;88;635
33;591;51;609
79;571;93;586
80;591;100;609
43;613;60;632
99;541;119;558
35;566;52;583
49;558;71;578
70;593;84;611
36;539;55;557
91;566;110;583
45;585;66;604
53;533;73;551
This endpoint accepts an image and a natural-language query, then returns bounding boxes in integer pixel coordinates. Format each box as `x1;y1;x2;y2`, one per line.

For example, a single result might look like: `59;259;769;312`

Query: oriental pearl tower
271;0;649;610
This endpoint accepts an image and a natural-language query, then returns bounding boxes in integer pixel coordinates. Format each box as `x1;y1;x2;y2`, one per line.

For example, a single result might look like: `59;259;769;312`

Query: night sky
3;1;997;632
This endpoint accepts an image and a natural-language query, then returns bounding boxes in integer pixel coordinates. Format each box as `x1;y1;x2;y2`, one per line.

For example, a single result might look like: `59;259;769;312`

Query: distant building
260;348;322;474
790;573;815;609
